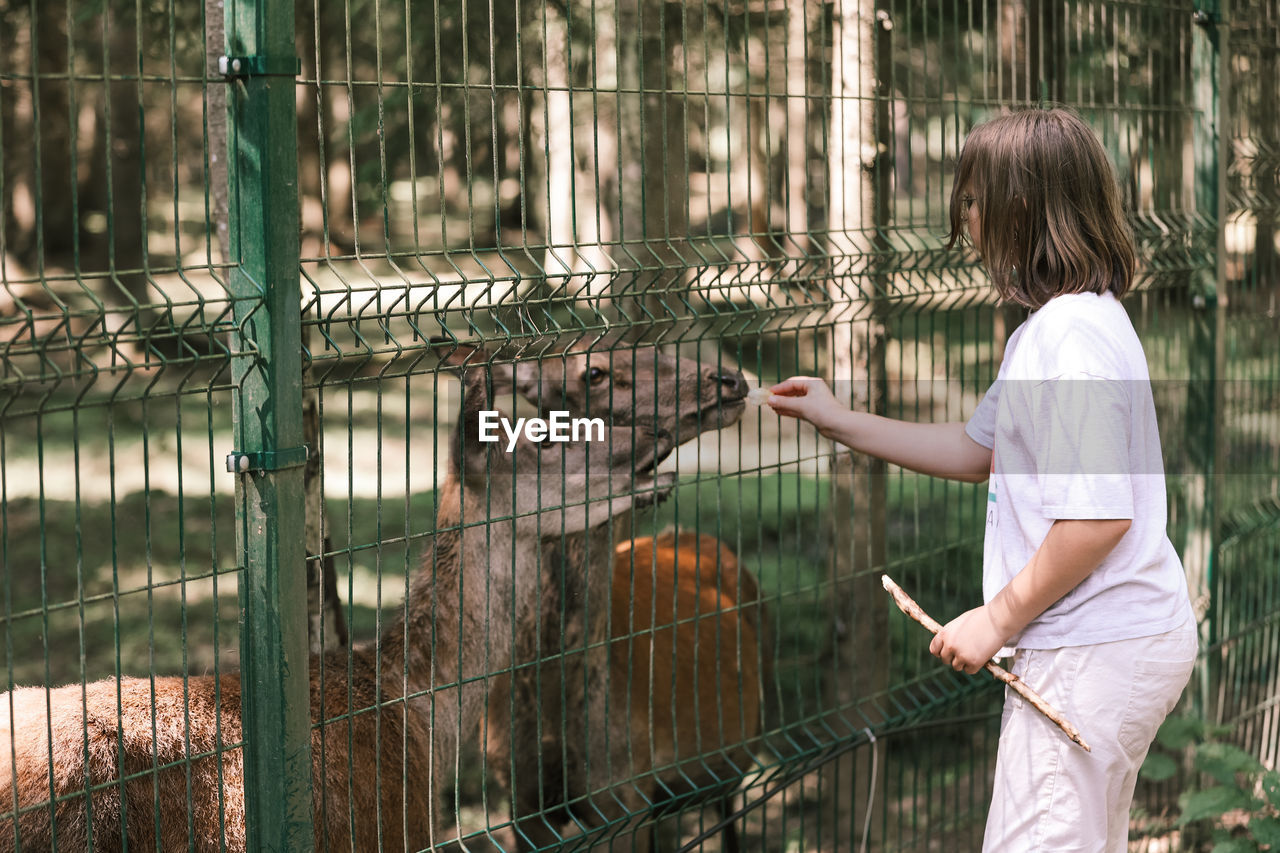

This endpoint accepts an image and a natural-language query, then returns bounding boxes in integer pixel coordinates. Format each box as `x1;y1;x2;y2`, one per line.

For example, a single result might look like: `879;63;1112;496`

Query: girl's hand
929;605;1007;675
767;377;845;436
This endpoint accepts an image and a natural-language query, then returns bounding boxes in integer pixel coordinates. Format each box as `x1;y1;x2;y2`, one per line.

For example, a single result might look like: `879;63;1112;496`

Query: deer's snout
708;367;748;401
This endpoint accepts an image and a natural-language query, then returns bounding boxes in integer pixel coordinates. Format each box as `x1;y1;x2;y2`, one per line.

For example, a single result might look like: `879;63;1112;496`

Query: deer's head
439;343;678;536
473;334;749;443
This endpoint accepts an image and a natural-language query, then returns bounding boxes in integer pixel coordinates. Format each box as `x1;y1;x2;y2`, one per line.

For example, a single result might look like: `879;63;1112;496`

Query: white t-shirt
965;291;1194;650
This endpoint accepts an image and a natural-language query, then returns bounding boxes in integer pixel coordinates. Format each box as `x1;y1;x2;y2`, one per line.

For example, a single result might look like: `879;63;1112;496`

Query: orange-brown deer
0;349;677;853
609;530;765;852
479;337;755;849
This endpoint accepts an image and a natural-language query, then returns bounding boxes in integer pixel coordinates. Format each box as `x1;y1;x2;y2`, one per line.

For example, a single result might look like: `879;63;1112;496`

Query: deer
0;347;678;853
476;335;755;850
608;530;766;852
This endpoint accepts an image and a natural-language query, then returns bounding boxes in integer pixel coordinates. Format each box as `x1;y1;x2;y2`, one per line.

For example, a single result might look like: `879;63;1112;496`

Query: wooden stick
881;574;1092;752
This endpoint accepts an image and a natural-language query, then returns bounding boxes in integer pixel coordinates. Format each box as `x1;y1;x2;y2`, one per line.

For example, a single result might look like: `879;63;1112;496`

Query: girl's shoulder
1031;290;1128;326
1010;292;1147;379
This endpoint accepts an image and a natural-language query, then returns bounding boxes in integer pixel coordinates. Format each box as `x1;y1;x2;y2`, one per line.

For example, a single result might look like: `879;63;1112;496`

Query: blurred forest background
7;0;1271;318
2;0;1276;848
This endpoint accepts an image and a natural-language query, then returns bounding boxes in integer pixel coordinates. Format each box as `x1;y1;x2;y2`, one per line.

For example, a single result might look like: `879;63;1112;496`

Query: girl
769;108;1196;851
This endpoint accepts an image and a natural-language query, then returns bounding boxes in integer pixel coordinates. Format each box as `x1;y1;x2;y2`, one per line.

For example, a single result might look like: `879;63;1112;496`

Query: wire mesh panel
1209;0;1280;777
0;0;247;849
2;0;1278;851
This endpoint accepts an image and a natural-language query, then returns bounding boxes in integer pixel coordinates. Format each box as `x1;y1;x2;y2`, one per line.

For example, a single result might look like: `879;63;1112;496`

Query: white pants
983;618;1197;852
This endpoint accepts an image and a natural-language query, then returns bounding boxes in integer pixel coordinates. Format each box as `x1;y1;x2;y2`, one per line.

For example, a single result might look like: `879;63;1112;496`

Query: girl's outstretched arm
768;376;992;483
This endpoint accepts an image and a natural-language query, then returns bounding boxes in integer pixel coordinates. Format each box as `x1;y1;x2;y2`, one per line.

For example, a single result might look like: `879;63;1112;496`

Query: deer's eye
583;366;609;386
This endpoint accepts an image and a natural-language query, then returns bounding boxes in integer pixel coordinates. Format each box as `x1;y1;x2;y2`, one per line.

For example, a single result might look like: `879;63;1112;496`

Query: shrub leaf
1262;771;1280;811
1179;787;1253;826
1250;815;1280;848
1158;715;1205;750
1141;752;1179;782
1197;742;1266;787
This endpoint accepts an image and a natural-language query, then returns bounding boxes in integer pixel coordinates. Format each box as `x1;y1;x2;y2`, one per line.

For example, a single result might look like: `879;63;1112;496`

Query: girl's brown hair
946;108;1136;309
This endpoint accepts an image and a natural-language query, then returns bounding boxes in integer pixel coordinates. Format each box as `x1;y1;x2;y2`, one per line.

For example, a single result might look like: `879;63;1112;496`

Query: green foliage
1265;773;1280;810
1143;715;1278;851
1179;787;1257;827
1254;817;1280;849
1157;714;1218;750
1143;752;1180;782
1215;840;1264;853
1198;743;1267;789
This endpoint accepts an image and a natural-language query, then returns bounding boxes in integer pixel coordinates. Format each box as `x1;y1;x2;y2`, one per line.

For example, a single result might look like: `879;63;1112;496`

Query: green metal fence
1;0;1277;850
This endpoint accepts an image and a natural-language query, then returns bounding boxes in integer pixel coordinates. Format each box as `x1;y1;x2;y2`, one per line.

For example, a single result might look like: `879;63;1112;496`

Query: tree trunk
827;1;890;845
83;2;147;310
293;0;348;653
207;0;230;264
997;1;1029;104
36;0;75;264
611;0;686;331
0;4;29;264
785;1;817;260
296;0;323;256
534;1;586;289
524;0;617;304
1026;0;1067;105
319;0;355;254
1251;44;1277;289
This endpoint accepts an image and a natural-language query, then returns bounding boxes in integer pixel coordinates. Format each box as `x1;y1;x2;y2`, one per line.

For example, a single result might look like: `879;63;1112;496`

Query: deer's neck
369;489;535;741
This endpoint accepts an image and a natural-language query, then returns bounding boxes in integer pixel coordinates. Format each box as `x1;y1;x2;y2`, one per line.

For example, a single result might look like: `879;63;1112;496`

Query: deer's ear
455;361;519;422
431;337;490;373
454;373;498;482
512;360;543;402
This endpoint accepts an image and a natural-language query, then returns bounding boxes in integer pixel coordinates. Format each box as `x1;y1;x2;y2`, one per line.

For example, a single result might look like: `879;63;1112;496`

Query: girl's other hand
929;605;1007;675
767;377;844;435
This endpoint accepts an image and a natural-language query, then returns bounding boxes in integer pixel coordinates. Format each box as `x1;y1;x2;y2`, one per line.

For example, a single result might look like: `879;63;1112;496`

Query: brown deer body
0;353;675;853
610;531;765;851
482;341;753;849
611;531;763;797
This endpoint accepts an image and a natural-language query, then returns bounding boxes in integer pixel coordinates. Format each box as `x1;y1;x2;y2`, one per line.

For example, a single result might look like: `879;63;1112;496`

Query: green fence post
1188;0;1228;722
224;0;312;848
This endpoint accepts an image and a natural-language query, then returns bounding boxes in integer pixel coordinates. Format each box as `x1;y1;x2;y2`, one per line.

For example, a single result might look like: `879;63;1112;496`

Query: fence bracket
218;55;301;78
226;446;310;474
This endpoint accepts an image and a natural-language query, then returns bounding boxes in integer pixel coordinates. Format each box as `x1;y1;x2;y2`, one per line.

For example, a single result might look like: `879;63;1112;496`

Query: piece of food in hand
746;386;771;406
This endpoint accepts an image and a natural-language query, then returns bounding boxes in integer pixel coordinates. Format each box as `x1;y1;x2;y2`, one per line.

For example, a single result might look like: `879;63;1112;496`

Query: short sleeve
965;380;999;450
1032;374;1135;520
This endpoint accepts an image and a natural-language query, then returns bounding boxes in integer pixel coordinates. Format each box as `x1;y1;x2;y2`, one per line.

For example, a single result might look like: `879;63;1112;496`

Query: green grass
2;490;240;687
